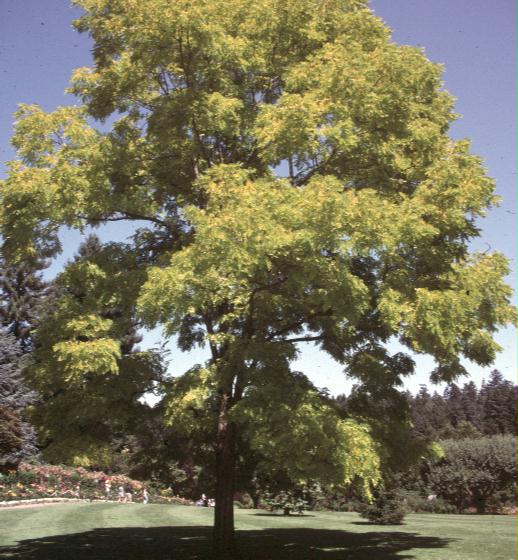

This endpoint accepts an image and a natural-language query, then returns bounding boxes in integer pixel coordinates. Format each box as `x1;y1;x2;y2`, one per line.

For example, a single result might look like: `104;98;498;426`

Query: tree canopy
426;435;517;514
26;235;164;467
0;0;514;555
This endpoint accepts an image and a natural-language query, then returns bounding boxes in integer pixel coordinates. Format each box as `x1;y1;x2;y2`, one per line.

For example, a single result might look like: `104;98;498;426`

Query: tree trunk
213;391;237;558
475;495;487;514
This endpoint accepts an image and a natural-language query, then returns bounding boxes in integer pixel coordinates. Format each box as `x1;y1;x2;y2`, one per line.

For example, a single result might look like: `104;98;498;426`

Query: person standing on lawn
125;483;133;503
104;479;111;500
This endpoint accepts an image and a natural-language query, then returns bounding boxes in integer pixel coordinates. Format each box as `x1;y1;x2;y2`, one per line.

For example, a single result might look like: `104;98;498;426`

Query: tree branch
270;335;326;344
266;308;334;341
74;211;173;229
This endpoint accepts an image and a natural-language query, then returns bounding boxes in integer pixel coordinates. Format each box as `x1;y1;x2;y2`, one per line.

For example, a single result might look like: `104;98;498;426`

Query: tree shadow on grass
253;512;317;517
0;526;454;560
351;521;406;526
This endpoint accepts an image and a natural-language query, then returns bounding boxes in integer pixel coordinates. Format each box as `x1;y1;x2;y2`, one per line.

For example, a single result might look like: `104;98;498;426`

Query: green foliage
0;0;513;385
404;493;457;514
0;256;49;351
407;379;516;442
0;330;36;468
439;420;483;441
264;490;309;515
359;489;408;524
343;385;439;478
427;436;517;513
231;369;381;497
481;370;517;435
25;237;164;468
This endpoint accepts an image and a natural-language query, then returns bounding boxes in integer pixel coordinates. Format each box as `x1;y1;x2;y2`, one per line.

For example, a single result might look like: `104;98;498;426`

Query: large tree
427;436;517;514
0;0;514;555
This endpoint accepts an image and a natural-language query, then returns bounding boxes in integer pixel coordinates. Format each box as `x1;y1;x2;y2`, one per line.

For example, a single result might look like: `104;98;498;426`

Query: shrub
264;491;309;515
312;493;362;512
404;493;456;514
359;490;408;524
486;487;517;514
233;492;254;509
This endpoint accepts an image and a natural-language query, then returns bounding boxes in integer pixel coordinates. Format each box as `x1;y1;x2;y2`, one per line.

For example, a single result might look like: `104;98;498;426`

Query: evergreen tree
0;330;37;470
461;381;483;431
0;258;48;465
481;370;517;435
0;258;50;352
510;385;518;436
443;383;466;428
410;385;437;439
430;391;449;437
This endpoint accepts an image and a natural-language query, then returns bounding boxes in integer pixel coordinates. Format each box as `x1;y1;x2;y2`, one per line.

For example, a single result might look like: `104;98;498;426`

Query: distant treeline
336;369;517;441
408;369;516;440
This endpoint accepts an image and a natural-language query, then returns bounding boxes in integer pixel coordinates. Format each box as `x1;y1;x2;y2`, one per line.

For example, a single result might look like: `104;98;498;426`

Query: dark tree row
408;371;516;440
335;369;516;444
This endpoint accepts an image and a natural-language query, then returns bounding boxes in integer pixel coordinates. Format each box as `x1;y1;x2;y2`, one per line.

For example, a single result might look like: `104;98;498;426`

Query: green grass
0;503;515;559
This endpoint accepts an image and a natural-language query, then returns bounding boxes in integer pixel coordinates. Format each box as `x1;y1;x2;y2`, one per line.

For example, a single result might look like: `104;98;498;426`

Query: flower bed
0;462;193;505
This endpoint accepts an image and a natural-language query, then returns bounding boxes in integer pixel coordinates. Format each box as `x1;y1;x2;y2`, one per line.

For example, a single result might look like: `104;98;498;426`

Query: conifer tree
0;258;50;352
443;383;466;428
481;370;517;435
0;258;48;466
461;381;483;432
0;330;37;470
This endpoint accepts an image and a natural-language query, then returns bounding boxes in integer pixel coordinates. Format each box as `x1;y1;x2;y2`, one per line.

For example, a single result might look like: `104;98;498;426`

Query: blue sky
0;0;516;394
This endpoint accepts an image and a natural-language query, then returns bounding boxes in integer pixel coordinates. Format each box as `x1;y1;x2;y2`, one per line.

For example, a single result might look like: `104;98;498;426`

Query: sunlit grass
0;503;515;559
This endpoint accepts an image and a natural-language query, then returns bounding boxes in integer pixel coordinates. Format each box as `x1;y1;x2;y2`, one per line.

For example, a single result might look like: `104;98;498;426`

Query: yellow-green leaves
163;366;217;433
374;251;516;382
138;167;375;347
53;338;121;382
337;420;382;500
231;369;380;497
414;140;498;229
255;25;454;186
197;93;244;138
50;313;120;384
138;156;514;382
256;93;329;164
0;105;108;260
403;254;514;366
64;315;113;339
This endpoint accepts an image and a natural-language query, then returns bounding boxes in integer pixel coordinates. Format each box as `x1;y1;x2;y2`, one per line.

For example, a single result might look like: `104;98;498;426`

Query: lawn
0;503;515;559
